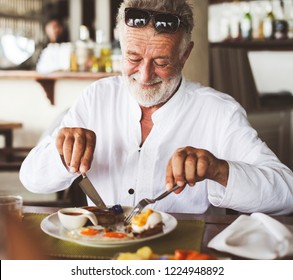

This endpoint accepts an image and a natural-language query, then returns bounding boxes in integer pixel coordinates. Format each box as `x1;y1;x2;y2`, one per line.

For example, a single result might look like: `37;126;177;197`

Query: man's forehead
123;25;182;48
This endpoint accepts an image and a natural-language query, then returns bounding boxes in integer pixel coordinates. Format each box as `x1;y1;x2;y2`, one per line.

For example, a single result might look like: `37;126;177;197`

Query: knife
79;173;108;210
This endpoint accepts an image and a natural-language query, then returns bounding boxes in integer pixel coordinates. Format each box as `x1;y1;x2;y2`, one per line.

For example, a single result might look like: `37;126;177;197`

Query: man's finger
63;134;74;167
80;132;96;173
165;159;175;190
185;153;197;186
70;132;86;173
171;150;187;187
197;156;209;178
56;131;65;155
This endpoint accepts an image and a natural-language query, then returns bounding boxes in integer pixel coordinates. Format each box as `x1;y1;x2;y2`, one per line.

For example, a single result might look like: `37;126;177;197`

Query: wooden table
0;121;23;163
0;122;22;150
22;206;293;259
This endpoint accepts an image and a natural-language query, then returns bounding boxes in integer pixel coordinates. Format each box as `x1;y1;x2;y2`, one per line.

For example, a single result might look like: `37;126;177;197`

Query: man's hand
56;127;96;174
166;146;229;193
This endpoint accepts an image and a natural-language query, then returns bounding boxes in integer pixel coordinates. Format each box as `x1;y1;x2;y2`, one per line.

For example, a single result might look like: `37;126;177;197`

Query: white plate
40;207;177;247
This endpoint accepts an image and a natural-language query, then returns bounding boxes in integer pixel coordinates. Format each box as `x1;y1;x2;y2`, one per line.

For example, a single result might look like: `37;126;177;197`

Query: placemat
23;213;205;260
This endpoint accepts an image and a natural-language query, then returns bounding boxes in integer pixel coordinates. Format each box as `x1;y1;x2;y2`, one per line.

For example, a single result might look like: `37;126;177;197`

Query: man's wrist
215;160;229;187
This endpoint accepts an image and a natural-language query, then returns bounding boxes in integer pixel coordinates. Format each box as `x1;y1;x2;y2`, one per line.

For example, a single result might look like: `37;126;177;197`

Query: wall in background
0;79;93;148
184;0;209;86
248;51;293;95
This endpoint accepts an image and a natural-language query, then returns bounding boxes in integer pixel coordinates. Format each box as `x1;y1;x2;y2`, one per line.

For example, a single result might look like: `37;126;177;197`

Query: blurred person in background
44;15;68;45
36;15;70;73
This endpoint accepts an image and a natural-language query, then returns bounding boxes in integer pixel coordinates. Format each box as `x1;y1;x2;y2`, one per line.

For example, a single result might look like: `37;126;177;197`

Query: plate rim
40;207;178;247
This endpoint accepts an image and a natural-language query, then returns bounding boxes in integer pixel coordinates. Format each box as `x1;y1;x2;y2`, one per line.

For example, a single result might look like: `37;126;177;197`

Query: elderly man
20;0;293;215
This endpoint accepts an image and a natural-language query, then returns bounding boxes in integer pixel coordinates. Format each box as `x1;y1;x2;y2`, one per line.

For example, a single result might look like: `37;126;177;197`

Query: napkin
208;213;293;259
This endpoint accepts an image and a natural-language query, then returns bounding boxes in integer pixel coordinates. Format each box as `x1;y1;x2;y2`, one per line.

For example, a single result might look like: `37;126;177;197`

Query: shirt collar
151;77;186;125
126;77;186;125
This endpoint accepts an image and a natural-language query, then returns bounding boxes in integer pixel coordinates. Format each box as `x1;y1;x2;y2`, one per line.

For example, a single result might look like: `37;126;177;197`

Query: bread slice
132;222;164;238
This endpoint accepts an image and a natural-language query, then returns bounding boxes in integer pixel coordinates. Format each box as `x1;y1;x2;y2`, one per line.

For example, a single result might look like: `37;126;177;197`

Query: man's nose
139;61;155;83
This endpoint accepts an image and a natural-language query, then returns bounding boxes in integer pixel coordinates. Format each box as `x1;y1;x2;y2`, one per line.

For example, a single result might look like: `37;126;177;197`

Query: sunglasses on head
124;8;185;34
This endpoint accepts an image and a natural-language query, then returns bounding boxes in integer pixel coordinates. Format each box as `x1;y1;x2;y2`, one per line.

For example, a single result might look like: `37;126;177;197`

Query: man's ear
181;41;194;67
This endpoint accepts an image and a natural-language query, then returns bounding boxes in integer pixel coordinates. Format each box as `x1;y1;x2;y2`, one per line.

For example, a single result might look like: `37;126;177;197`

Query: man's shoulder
184;80;240;108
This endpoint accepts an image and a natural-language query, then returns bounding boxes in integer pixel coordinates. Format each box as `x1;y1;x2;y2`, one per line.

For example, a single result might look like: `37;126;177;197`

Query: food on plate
116;246;160;260
116;246;217;260
68;224;132;241
174;249;216;260
82;204;124;225
103;231;128;239
80;228;101;236
63;206;172;243
127;208;164;237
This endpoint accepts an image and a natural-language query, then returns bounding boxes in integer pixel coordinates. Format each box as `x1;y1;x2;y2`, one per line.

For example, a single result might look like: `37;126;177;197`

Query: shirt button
128;188;135;195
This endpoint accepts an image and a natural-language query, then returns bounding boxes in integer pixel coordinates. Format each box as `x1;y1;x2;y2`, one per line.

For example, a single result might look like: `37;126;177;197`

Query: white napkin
208;213;293;259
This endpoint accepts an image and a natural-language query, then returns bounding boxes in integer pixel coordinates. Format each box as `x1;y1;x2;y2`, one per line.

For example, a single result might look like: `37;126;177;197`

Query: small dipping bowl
58;207;98;230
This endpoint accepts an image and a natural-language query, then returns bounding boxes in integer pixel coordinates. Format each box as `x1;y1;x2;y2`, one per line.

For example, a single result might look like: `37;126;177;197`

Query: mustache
129;73;163;85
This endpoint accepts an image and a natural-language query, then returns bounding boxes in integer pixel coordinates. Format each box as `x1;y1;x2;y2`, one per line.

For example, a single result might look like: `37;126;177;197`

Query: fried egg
67;225;132;241
131;209;163;233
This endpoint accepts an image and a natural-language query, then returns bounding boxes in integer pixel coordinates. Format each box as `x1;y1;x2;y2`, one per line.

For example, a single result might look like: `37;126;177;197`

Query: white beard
123;72;182;107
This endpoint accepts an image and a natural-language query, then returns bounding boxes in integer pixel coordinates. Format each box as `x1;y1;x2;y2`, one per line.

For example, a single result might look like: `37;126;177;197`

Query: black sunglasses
124;8;185;33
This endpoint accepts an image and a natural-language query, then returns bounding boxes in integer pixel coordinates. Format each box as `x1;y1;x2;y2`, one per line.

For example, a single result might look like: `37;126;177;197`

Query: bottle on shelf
288;5;293;39
251;1;264;40
263;2;275;40
240;3;252;40
74;25;94;72
91;29;112;73
69;43;78;72
272;0;289;40
111;28;123;73
273;19;289;39
282;0;293;39
227;2;241;41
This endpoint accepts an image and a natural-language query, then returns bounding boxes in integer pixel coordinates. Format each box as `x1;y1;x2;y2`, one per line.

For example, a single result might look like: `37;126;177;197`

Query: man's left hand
165;146;229;193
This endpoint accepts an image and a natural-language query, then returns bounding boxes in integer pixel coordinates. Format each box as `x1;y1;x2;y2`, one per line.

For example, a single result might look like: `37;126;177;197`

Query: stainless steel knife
79;173;108;210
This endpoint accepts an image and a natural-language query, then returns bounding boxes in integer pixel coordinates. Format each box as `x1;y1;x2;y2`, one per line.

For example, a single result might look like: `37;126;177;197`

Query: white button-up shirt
20;76;293;214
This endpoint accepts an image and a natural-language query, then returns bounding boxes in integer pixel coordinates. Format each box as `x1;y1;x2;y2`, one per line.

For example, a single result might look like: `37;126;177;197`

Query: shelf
209;0;251;3
210;39;293;50
0;70;120;105
209;39;293;112
0;12;42;21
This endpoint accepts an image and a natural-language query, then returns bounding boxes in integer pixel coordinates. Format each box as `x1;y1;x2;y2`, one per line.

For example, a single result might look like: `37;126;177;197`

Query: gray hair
116;0;194;56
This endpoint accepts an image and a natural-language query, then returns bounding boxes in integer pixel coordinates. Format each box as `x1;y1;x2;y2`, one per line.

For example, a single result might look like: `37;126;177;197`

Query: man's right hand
56;127;96;174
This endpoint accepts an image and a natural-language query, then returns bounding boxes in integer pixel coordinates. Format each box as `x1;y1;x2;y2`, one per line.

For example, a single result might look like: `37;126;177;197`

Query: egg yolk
132;209;153;227
103;232;127;238
80;228;100;236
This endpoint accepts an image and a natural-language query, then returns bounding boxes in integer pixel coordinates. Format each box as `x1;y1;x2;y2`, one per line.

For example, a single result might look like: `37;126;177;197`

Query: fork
124;185;181;225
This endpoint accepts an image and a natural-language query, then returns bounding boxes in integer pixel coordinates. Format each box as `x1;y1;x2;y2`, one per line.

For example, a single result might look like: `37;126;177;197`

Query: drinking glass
0;195;23;219
0;195;23;259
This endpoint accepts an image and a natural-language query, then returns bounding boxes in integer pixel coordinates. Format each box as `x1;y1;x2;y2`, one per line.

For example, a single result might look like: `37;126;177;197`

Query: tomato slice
103;232;127;238
174;249;188;260
175;249;215;260
185;251;201;260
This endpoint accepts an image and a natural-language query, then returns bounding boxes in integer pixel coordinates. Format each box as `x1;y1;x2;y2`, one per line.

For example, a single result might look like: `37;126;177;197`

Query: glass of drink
0;195;23;220
0;195;23;258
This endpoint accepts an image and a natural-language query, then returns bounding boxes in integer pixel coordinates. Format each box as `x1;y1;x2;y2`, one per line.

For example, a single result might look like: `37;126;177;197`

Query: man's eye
128;58;141;63
154;60;170;67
